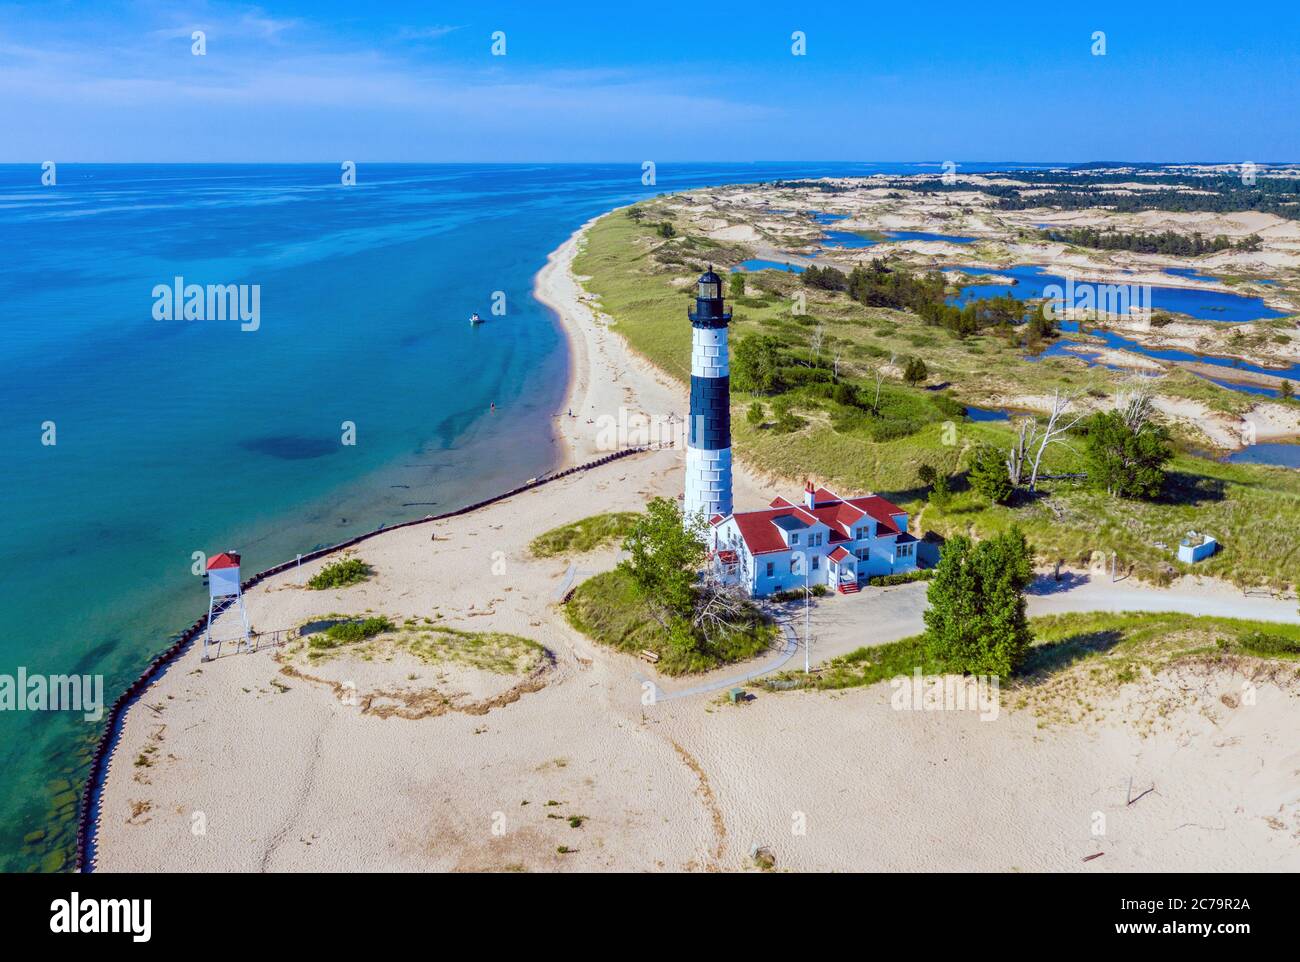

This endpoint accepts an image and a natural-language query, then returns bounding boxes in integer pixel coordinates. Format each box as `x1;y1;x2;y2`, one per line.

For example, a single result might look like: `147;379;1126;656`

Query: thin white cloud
0;1;779;160
396;25;461;42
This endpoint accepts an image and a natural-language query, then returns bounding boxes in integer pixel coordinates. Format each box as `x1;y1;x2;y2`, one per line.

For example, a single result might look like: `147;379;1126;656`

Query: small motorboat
469;312;484;326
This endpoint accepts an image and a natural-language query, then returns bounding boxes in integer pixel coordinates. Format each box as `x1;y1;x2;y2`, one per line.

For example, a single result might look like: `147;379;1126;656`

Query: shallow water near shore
6;161;1050;870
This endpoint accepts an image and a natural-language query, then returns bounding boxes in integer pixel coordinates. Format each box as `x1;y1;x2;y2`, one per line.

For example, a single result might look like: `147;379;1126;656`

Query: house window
815;533;823;546
791;533;800;545
812;556;820;570
766;561;774;577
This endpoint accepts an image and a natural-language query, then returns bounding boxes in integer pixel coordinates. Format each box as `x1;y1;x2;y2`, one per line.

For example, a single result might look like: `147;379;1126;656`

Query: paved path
638;574;1298;702
1025;573;1299;624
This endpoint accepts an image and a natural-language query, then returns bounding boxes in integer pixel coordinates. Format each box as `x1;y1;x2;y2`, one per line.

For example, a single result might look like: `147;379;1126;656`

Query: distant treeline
803;260;1053;340
767;180;855;192
1038;227;1260;256
873;169;1300;221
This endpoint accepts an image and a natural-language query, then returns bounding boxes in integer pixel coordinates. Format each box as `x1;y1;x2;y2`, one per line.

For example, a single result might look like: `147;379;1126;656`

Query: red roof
810;500;867;539
716;549;739;564
828;546;852;563
846;495;907;535
723;491;908;555
731;507;813;554
708;514;724;526
207;552;241;570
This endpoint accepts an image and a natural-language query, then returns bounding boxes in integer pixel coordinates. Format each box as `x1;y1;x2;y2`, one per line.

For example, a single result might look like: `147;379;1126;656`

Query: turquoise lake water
7;160;1030;870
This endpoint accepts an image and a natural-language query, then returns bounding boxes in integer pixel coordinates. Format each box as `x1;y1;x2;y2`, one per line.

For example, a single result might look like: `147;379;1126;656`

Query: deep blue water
948;264;1288;322
737;258;806;274
887;230;977;244
820;230;877;250
1040;323;1300;382
6;160;1027;870
1226;442;1300;467
1164;266;1218;283
965;405;1011;422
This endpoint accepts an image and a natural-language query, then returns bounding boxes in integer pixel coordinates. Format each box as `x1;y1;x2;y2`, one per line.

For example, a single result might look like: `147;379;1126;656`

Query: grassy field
529;512;640;558
573;203;1300;590
564;567;777;675
292;615;545;674
758;610;1300;694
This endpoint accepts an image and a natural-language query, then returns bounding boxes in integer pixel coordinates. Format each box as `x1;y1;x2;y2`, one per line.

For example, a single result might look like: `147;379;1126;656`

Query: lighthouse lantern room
203;550;251;661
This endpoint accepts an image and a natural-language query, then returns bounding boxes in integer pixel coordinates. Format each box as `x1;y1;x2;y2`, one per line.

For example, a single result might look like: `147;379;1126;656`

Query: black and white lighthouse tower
684;267;733;523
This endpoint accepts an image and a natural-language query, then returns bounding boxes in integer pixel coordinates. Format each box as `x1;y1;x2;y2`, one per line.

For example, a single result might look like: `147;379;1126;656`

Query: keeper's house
709;482;918;597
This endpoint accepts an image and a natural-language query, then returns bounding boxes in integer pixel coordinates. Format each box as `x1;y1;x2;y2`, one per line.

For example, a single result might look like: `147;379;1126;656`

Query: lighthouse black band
688;375;731;449
688;307;732;329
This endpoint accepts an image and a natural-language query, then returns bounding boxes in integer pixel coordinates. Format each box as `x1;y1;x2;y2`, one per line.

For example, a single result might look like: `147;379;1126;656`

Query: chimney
804;480;816;509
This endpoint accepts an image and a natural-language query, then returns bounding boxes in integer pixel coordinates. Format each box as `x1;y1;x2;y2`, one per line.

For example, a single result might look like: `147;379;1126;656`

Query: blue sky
2;0;1298;162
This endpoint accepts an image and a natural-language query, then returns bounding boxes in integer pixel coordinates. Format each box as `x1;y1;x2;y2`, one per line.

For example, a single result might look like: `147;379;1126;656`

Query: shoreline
534;208;692;468
88;208;1300;874
534;213;604;470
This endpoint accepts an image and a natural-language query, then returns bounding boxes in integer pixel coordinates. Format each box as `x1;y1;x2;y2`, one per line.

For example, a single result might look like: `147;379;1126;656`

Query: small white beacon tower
204;550;251;661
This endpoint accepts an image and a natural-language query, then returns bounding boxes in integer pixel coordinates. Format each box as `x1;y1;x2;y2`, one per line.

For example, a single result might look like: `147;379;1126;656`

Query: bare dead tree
832;347;843;380
1116;379;1156;434
693;573;753;639
1027;389;1087;492
871;355;895;413
1007;418;1033;486
808;322;825;364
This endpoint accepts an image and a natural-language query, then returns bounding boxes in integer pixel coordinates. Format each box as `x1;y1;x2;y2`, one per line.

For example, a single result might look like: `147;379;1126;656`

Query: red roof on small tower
206;552;241;570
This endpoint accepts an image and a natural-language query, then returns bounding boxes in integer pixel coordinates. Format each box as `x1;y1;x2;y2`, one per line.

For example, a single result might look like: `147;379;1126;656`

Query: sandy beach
93;218;1300;873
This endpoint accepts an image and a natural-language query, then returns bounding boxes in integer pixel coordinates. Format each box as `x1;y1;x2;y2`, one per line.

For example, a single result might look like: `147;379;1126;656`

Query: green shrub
564;568;774;675
774;412;804;434
306;556;372;590
868;569;934;587
309;616;395;649
1237;631;1300;657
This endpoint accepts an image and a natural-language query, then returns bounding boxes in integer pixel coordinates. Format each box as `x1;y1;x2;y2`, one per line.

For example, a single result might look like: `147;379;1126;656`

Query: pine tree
923;528;1034;676
1084;410;1173;499
968;443;1014;504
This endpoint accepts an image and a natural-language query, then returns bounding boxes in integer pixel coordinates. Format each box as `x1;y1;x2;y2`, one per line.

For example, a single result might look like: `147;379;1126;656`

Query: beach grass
564;567;778;675
758;610;1300;694
529;512;641;558
295;616;544;674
